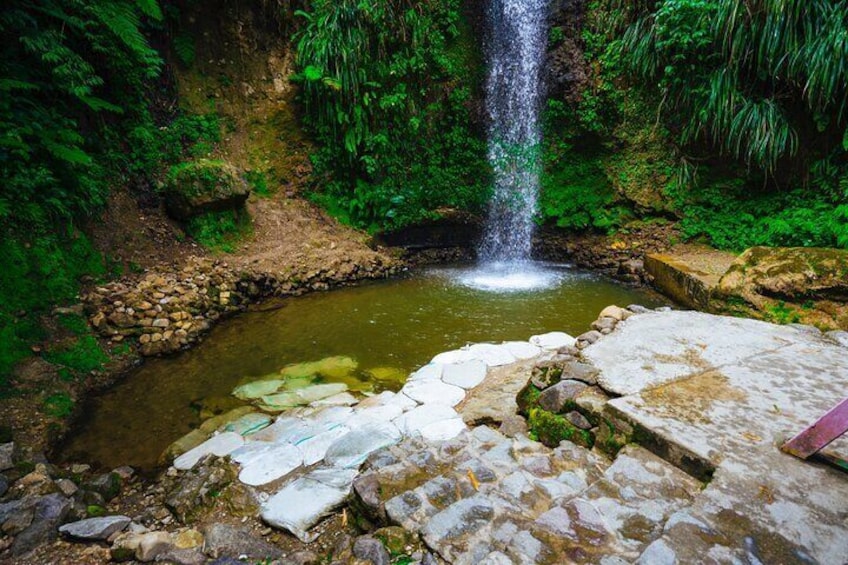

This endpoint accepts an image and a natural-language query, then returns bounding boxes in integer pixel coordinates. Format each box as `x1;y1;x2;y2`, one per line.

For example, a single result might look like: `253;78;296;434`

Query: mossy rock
516;383;542;417
164;159;250;220
528;408;594;449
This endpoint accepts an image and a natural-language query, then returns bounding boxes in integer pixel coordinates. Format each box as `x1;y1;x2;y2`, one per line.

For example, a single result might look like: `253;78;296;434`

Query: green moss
186;209;252;253
528;408;594;449
43;392;74;419
44;335;108;375
516;384;542;417
86;505;107;517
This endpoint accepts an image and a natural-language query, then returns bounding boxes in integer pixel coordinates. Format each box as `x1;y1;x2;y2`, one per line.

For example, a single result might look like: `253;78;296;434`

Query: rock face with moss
164;159;250;221
714;246;848;329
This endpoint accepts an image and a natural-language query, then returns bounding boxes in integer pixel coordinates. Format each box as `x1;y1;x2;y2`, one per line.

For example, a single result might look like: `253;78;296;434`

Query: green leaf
303;65;323;81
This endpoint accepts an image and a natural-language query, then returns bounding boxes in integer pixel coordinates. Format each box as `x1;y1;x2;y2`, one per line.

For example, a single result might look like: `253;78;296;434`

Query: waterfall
479;0;549;263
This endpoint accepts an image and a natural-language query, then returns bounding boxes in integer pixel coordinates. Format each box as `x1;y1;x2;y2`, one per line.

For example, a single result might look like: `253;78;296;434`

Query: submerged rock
232;379;286;401
221;413;272;436
259;383;349;411
279;356;358;380
365;367;407;383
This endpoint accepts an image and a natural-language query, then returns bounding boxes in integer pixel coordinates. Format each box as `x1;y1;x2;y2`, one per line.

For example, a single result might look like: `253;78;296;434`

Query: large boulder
164;160;249;221
715;246;848;329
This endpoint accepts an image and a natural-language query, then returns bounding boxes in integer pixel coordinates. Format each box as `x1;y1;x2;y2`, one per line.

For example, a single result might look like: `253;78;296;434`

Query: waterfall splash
458;0;561;292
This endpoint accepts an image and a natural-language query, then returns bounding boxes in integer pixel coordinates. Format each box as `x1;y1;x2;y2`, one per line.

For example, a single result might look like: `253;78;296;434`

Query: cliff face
545;0;590;105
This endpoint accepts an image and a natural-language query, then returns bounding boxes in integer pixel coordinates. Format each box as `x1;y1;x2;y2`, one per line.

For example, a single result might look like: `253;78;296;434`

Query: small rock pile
517;305;668;453
0;441;136;559
83;257;399;356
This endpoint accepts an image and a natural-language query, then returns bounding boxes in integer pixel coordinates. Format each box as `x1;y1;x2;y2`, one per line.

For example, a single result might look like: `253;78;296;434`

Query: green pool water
58;263;668;470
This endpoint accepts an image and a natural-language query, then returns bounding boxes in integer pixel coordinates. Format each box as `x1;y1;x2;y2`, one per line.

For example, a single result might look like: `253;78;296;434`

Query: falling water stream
460;0;557;291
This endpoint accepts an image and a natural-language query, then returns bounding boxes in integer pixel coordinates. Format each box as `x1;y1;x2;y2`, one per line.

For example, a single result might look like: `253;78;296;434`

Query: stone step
354;420;706;564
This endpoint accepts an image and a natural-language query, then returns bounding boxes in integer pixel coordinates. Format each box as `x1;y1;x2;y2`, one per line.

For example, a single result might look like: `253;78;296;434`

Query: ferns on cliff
617;0;848;178
293;0;490;230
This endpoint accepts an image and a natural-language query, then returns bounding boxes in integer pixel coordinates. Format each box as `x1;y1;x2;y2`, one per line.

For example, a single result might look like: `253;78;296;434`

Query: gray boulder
202;523;282;560
11;493;71;556
537;380;589;413
353;536;391;565
59;515;131;540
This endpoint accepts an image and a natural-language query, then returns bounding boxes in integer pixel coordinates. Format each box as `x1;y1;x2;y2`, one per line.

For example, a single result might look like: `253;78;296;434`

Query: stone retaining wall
83;257;400;357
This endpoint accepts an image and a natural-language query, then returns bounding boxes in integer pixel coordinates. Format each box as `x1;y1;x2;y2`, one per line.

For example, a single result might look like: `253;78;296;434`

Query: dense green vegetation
541;0;848;249
3;0;848;385
293;0;491;231
0;0;219;383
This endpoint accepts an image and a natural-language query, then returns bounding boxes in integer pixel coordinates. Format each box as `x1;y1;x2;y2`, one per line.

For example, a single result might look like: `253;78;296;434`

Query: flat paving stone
238;443;303;486
584;311;804;396
401;379;466;407
442;360;488;389
529;332;576;351
592;311;848;564
173;432;244;471
261;468;357;542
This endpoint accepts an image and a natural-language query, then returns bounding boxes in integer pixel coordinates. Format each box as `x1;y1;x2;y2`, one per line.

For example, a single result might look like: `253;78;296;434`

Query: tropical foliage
294;0;490;230
540;0;848;249
0;0;221;381
618;0;848;176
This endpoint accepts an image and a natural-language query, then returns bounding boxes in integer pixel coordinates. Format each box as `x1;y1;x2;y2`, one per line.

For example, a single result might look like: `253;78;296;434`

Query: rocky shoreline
83;255;402;358
5;303;845;564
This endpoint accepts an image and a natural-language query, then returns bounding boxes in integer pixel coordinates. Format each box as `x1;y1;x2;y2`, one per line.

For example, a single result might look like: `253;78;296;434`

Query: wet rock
0;474;7;497
11;493;71;556
165;458;237;524
232;379;285;400
59;515;131;540
565;411;593;430
575;330;603;348
55;478;78;497
354;536;391;565
83;471;122;501
201;523;283;560
537;380;589;413
591;316;617;334
0;442;13;471
259;383;350;411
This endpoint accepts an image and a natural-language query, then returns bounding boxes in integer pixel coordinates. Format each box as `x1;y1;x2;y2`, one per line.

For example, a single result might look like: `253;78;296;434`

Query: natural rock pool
59;264;666;470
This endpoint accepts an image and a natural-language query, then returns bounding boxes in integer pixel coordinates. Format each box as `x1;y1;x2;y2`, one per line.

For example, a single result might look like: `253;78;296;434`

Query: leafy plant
294;0;490;230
